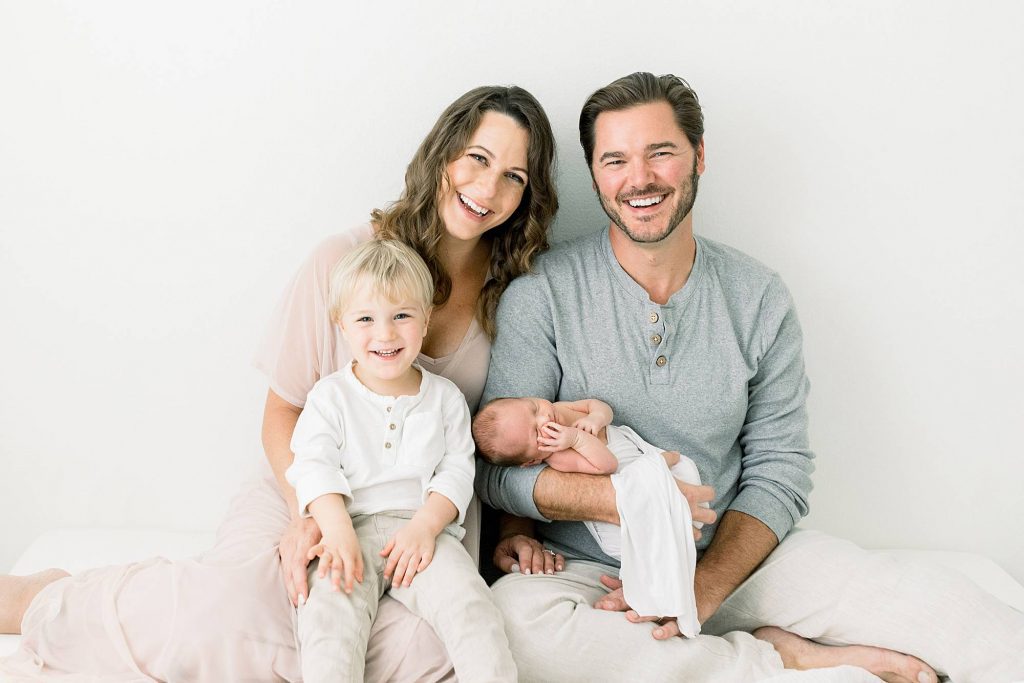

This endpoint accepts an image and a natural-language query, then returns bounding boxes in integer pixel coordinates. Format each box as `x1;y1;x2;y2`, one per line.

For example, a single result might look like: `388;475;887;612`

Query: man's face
590;101;705;244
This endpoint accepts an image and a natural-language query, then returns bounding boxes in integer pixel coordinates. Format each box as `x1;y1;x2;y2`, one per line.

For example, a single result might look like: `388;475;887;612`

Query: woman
1;84;559;681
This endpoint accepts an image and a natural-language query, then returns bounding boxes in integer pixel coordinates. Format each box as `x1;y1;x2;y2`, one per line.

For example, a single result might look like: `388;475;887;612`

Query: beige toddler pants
298;511;516;683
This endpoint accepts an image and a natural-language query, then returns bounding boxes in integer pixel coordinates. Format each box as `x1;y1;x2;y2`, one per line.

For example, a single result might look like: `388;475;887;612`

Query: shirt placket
382;400;399;462
648;307;669;385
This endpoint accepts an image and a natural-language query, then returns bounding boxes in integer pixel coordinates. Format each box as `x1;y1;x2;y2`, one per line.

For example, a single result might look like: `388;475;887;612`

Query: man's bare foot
753;626;938;683
0;569;70;634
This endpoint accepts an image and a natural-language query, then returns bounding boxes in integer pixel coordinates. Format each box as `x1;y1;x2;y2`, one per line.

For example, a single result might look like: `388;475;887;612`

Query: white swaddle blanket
592;425;702;636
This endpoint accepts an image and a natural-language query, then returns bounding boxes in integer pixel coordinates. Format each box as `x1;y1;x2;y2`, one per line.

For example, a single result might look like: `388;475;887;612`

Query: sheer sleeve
252;224;374;407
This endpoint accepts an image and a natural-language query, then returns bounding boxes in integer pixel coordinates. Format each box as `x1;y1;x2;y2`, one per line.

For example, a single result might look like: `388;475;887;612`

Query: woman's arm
262;388;303;516
262;388;322;606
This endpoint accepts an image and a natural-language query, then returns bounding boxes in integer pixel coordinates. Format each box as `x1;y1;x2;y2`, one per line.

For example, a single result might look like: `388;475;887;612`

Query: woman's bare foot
0;569;70;634
754;626;938;683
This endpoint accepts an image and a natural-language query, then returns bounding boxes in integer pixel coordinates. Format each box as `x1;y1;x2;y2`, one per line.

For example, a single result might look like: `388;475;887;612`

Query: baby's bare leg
0;569;70;633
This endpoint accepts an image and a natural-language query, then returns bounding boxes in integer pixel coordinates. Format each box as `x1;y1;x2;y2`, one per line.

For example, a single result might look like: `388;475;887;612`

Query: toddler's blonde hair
328;239;434;322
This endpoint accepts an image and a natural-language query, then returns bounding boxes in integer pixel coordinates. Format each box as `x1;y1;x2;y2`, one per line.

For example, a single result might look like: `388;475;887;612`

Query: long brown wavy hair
372;85;558;339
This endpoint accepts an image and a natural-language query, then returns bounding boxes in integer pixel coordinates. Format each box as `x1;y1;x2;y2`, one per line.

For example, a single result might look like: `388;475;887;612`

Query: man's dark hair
579;72;705;170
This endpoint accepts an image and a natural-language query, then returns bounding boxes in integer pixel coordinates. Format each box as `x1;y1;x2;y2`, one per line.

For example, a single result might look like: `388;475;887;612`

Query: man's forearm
693;510;778;622
533;468;618;523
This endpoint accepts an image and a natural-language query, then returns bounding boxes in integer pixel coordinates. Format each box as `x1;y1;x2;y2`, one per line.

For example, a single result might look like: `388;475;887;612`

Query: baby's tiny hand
572;415;604;435
537;422;578;451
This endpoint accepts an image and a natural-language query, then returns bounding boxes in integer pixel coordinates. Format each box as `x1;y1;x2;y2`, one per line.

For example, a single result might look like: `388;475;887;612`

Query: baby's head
473;397;556;467
328;239;434;383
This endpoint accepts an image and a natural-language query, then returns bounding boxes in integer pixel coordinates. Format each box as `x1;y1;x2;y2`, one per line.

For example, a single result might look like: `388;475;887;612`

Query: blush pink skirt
2;476;455;682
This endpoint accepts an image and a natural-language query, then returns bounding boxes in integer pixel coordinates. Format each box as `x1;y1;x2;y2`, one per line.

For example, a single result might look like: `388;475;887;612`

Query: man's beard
599;158;700;244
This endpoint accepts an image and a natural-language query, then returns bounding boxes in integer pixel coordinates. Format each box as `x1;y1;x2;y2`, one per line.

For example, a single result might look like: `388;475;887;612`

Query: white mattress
3;529;1023;673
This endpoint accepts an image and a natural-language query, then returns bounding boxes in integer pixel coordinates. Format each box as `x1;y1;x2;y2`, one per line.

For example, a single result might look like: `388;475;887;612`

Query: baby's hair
472;398;528;466
328;238;435;322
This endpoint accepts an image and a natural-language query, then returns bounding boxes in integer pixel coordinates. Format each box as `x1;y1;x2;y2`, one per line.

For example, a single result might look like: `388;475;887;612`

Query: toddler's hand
308;532;363;595
380;519;437;588
537;422;579;452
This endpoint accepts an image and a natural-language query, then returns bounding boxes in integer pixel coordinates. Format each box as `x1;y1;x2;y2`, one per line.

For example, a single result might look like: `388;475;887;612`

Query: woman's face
438;111;530;244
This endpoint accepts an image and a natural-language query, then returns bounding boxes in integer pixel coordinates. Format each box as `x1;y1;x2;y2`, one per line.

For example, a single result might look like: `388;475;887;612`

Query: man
475;72;1023;682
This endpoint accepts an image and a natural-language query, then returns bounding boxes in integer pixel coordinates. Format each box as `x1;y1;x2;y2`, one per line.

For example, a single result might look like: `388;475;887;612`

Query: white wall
2;1;1022;580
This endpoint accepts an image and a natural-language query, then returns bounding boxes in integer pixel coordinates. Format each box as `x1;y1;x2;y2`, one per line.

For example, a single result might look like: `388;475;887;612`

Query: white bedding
4;529;1023;681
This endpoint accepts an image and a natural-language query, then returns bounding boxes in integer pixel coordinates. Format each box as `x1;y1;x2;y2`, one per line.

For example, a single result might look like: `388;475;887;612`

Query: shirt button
386;406;392;412
651;334;662;345
656;355;667;367
384;442;392;449
389;423;396;430
649;312;659;324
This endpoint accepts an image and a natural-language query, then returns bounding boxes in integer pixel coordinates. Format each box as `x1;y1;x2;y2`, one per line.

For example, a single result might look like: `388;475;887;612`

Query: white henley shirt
286;362;475;529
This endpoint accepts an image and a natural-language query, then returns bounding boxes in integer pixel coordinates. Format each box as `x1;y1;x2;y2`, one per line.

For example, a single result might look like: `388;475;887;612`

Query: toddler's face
498;398;557;466
337;277;429;392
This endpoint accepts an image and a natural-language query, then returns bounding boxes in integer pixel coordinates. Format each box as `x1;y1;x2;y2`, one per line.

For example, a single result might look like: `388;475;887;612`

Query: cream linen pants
298;511;517;683
491;529;1024;683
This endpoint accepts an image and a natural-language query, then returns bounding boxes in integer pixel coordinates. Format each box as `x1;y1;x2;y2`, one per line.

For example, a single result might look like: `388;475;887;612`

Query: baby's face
498;398;557;466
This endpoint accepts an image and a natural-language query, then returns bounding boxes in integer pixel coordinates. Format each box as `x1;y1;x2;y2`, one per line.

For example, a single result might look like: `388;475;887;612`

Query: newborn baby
473;396;705;559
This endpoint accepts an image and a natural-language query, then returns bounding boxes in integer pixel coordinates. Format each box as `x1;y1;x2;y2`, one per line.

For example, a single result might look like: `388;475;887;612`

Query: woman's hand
380;519;438;588
279;515;322;606
493;533;564;575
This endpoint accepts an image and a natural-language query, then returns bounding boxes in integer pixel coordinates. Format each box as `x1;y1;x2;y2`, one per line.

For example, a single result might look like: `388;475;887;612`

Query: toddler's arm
380;492;457;587
539;423;618;475
307;493;363;594
557;399;614;435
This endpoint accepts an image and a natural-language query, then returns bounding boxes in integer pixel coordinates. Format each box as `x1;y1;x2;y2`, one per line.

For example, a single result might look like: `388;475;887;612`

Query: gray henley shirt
475;228;815;566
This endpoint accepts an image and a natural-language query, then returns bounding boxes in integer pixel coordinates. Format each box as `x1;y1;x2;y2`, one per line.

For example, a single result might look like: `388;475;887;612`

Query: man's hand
493;533;564;575
593;575;686;639
381;518;438;588
308;525;364;595
676;479;716;540
279;515;323;606
660;450;681;468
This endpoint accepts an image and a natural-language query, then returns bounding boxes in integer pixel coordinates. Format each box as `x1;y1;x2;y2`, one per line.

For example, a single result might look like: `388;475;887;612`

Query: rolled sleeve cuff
473;461;550;522
294;471;353;517
425;478;472;526
728;485;798;543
